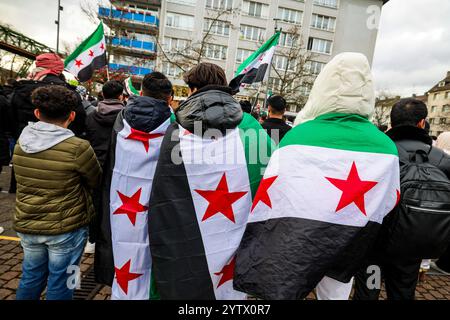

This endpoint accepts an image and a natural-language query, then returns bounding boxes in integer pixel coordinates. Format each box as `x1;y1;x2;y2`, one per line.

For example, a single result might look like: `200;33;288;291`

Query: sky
1;0;449;97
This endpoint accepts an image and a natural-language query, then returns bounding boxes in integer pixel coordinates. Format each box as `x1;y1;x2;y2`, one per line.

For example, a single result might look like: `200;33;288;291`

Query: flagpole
106;67;110;81
263;23;282;111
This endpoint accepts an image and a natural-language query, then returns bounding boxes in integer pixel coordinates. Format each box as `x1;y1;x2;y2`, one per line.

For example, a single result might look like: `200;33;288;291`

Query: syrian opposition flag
110;116;172;300
64;22;107;82
234;113;401;300
124;77;140;96
148;113;274;299
229;32;280;93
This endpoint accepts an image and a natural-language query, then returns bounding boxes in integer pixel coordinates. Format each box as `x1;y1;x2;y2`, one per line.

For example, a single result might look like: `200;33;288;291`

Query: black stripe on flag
148;123;216;300
229;64;269;93
234;217;381;300
77;52;107;83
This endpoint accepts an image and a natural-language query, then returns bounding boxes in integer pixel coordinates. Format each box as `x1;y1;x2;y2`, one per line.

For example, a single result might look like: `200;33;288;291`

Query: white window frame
166;12;195;30
236;48;253;63
204;19;230;36
205;0;233;11
308;37;333;54
313;0;338;9
240;25;265;42
311;14;336;31
204;43;228;60
277;7;303;25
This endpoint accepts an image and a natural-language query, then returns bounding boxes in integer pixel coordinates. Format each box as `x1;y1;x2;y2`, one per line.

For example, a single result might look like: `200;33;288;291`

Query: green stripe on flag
280;113;398;156
64;22;104;67
235;31;280;77
238;113;275;198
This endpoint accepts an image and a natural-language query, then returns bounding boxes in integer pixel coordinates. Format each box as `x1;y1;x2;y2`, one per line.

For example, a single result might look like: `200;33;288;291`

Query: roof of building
428;71;450;93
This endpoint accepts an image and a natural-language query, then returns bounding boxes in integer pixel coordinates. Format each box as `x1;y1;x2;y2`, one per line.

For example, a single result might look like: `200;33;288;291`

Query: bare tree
156;7;240;74
373;90;401;128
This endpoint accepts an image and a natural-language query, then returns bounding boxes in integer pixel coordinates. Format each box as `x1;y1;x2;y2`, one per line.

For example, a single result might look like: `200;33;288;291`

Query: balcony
98;7;159;34
110;0;161;10
109;63;152;76
109;37;157;58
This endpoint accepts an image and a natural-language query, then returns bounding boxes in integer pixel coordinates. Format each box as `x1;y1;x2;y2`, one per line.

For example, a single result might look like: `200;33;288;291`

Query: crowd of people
0;51;449;300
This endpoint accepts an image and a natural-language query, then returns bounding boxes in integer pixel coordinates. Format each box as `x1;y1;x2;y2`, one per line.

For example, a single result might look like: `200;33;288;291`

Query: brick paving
2;166;450;300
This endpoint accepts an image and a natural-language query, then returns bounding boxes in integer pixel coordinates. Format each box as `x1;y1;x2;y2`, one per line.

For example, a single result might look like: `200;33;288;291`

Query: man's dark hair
183;63;227;90
267;95;287;115
31;85;77;121
390;98;428;127
142;71;173;100
102;80;124;99
239;100;252;113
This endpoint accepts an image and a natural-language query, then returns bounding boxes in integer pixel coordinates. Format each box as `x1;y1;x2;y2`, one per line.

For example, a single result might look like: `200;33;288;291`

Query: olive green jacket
13;134;102;235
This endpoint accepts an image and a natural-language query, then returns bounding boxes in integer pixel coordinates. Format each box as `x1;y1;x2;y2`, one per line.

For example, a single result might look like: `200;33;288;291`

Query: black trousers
353;258;421;300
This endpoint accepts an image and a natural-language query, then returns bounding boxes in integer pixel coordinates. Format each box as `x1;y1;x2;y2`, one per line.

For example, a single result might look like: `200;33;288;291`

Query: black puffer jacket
0;88;11;165
9;75;87;139
386;125;450;178
94;95;171;286
176;85;243;134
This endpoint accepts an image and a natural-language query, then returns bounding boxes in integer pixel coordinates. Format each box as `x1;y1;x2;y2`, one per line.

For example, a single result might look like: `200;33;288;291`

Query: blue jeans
16;227;88;300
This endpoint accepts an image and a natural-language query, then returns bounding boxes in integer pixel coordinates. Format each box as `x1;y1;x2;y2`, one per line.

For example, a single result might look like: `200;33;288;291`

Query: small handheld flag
229;31;280;93
124;77;140;96
64;22;107;82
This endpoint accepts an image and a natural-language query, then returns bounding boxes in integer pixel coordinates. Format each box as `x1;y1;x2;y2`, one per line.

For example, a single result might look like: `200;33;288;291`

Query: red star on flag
126;128;164;152
113;188;148;225
75;59;83;68
88;49;94;57
326;162;378;216
214;256;236;288
395;189;401;206
100;42;105;50
195;173;247;223
251;176;278;212
115;259;143;294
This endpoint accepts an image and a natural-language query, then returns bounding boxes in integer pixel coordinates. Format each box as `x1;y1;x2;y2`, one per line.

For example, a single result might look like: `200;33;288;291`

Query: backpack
384;146;450;259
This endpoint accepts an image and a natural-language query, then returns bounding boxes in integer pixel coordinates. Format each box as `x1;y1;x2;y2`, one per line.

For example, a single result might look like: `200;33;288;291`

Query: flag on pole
234;113;400;299
148;113;274;299
124;76;140;96
229;32;280;93
64;22;107;82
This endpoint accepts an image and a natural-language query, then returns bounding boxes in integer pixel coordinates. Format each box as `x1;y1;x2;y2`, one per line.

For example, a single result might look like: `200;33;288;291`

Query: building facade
99;0;388;111
427;71;450;137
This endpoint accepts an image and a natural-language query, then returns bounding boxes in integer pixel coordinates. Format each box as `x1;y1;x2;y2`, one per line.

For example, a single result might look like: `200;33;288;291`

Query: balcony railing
99;7;159;26
110;37;156;52
109;63;153;76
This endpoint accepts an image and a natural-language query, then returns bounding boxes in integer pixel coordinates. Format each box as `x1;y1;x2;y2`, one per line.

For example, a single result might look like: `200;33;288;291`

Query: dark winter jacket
176;85;243;135
0;89;11;165
386;125;450;178
9;74;87;139
261;117;292;144
94;95;171;286
85;99;124;168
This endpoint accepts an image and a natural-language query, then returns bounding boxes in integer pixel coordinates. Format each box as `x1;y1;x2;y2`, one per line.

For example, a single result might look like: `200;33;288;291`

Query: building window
273;55;295;72
161;62;183;77
434;93;439;100
439;118;447;125
311;14;336;31
268;77;282;91
240;25;265;41
308;61;325;75
308;37;332;54
429;118;435;124
163;37;190;52
204;43;227;60
431;106;437;113
205;0;233;10
167;0;197;5
313;0;338;8
243;1;268;18
443;105;450;112
204;19;230;36
236;48;253;63
445;91;449;99
277;7;303;24
279;32;297;47
166;12;194;30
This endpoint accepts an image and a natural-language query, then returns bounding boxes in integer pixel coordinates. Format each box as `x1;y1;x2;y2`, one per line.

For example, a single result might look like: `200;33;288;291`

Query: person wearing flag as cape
94;72;174;300
148;62;274;300
234;52;401;300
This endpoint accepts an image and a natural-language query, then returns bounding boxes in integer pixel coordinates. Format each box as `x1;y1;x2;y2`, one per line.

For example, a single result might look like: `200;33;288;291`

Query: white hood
294;52;375;126
19;121;74;154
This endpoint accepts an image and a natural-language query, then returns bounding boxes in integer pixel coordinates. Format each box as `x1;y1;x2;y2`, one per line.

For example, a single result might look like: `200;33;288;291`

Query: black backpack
384;146;450;259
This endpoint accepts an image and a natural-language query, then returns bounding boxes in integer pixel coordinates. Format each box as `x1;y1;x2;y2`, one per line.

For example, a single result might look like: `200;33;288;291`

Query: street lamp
55;0;64;54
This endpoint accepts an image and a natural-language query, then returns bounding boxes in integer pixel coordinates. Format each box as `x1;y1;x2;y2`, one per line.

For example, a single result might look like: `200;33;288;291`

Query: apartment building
99;0;389;111
428;71;450;136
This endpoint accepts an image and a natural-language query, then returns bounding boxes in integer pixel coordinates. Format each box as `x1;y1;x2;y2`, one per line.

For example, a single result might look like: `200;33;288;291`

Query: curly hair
141;71;173;100
31;85;78;121
183;63;227;90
